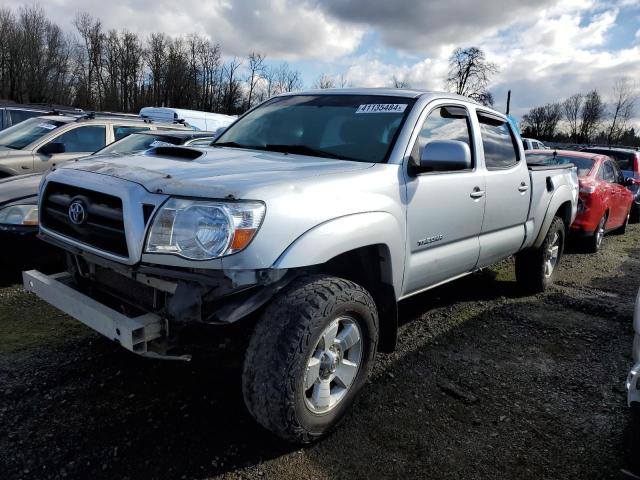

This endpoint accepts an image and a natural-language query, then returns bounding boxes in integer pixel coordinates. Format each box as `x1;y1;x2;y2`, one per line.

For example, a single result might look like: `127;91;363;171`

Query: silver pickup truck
24;89;578;443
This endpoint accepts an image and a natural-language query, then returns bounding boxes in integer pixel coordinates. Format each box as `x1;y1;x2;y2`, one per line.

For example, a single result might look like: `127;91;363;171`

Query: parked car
139;107;236;131
526;149;633;252
0;103;83;131
0;130;216;269
0;113;189;177
24;89;577;443
581;147;640;220
522;137;547;150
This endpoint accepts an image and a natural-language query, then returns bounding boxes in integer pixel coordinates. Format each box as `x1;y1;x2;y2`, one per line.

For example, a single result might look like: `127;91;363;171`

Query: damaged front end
24;248;293;361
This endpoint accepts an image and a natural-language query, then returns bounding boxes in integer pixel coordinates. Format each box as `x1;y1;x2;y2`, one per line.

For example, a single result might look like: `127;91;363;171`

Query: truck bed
523;163;579;249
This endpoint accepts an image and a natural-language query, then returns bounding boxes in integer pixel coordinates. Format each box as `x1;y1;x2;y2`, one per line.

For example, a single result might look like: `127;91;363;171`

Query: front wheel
515;216;565;293
242;275;379;444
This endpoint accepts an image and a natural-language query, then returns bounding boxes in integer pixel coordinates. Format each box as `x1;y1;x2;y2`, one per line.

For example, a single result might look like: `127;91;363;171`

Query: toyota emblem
68;200;87;225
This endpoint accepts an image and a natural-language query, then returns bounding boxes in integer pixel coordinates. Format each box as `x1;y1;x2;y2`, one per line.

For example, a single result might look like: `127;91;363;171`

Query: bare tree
392;75;410;88
562;93;583;143
446;47;498;105
74;12;104;109
579;90;605;143
245;52;265;109
314;73;335;89
606;78;636;145
521;102;562;141
222;57;242;114
337;74;350;88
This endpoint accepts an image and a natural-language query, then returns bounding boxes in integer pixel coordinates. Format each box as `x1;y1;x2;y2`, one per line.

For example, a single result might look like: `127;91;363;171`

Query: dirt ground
1;226;639;480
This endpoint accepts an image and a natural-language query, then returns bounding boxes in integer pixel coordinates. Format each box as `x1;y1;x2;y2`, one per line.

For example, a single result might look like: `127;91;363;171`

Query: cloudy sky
23;0;640;122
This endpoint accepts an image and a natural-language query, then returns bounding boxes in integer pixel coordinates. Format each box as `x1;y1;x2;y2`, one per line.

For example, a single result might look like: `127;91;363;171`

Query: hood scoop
146;146;203;161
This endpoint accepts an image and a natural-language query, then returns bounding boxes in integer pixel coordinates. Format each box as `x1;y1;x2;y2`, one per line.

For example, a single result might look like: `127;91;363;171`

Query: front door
35;124;107;172
475;111;530;268
403;104;485;296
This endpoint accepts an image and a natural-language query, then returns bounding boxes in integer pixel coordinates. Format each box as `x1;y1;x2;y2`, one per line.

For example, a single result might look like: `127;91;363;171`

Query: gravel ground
1;226;639;480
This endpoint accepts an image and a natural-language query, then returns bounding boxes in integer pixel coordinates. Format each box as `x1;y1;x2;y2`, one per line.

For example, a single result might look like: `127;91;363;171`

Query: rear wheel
585;214;606;252
242;275;379;444
515;216;565;293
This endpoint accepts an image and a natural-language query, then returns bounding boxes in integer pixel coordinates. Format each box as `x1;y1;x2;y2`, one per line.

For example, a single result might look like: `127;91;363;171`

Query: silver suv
0;113;188;177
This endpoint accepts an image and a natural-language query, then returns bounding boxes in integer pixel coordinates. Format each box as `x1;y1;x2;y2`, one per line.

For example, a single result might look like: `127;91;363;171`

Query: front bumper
22;269;183;359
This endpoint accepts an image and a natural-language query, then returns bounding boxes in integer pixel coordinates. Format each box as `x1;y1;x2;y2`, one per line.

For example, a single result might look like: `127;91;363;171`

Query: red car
526;149;634;252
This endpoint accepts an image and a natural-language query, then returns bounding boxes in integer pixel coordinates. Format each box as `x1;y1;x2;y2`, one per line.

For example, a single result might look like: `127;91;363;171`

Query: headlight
0;204;38;226
145;198;265;260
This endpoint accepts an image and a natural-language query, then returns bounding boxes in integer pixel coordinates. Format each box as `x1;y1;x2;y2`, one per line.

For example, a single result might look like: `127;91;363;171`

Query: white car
522;137;547;150
139;107;235;132
628;288;640;406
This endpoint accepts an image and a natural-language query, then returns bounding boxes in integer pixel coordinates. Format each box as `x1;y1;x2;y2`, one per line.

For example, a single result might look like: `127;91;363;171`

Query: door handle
21;165;30;170
518;182;529;192
470;187;485;199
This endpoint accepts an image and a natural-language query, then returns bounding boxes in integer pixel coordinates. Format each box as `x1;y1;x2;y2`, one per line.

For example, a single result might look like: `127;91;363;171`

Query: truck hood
60;147;374;197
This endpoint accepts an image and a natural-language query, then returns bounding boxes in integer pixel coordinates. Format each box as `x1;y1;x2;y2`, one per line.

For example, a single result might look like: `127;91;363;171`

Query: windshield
95;133;184;155
526;152;594;177
0;117;65;150
214;94;416;163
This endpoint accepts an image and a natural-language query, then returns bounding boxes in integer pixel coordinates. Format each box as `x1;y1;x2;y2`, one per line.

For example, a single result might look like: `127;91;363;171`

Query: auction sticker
356;104;407;114
37;123;57;130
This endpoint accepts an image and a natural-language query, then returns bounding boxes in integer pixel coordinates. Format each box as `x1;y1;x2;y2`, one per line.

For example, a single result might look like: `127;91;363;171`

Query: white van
139;107;236;131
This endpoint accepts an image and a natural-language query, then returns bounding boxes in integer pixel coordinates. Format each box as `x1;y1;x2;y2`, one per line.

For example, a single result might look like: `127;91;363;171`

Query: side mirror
39;142;65;155
213;127;227;140
419;140;472;172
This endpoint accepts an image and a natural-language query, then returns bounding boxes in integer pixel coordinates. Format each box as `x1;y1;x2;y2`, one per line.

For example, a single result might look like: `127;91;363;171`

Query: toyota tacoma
24;89;578;443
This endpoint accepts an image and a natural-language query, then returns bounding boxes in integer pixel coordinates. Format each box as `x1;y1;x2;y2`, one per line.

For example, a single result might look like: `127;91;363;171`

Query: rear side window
54;125;106;152
599;161;616;183
478;113;519;169
411;106;473;168
113;125;150;142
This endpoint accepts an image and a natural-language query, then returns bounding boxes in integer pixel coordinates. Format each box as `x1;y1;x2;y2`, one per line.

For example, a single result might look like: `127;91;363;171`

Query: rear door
475;110;530;267
403;102;485;295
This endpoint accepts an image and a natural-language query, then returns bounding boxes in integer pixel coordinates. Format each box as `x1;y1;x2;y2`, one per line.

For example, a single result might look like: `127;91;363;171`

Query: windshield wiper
263;144;357;161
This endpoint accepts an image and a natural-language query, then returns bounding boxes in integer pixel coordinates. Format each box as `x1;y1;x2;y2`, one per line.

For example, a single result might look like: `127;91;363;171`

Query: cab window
410;106;473;170
478;112;520;169
53;125;106;153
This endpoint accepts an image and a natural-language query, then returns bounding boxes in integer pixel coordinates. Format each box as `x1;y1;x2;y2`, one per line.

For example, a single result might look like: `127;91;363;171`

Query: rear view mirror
39;142;65;155
419;140;471;172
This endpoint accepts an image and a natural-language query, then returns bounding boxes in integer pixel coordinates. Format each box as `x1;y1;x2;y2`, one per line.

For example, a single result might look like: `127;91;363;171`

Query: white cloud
38;0;364;61
338;0;640;131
